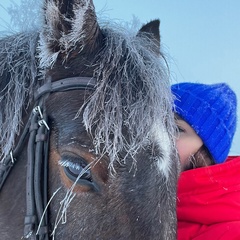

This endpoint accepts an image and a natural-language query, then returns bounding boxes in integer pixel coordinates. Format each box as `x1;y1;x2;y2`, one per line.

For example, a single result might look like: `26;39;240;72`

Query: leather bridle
0;76;96;239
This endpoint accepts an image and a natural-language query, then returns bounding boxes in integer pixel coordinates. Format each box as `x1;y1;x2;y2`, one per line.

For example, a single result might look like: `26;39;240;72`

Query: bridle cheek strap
24;104;49;239
24;76;96;239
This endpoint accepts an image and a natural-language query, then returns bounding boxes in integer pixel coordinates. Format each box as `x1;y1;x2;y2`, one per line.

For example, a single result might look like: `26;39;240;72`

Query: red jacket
177;156;240;240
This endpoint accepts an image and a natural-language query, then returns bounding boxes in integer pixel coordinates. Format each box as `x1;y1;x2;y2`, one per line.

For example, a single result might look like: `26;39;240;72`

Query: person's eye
177;125;185;133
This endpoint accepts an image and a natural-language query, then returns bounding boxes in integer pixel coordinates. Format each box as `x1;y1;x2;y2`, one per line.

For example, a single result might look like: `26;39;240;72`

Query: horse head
0;0;179;239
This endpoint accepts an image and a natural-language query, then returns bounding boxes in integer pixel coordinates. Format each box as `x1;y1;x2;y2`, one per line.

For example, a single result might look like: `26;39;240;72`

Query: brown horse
0;0;179;239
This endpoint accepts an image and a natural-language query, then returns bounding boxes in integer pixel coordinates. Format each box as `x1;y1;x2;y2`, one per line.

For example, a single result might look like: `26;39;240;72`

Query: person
171;82;240;240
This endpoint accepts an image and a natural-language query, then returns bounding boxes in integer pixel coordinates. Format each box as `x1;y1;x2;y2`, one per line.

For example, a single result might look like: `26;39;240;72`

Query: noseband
0;76;96;239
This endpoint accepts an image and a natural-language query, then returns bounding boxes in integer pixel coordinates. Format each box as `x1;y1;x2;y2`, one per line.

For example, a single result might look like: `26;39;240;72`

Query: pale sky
1;0;239;155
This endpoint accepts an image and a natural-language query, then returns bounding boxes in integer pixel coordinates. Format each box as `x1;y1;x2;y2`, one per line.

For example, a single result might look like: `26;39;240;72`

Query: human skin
175;115;203;171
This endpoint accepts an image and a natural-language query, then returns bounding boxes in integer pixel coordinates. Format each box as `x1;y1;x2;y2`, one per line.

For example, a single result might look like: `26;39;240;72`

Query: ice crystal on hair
0;32;39;160
59;160;82;170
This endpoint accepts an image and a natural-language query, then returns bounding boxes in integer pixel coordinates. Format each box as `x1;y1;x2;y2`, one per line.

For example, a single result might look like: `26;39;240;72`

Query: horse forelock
0;32;39;161
79;25;176;173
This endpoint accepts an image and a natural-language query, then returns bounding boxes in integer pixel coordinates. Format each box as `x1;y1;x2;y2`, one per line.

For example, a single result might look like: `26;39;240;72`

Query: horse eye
64;164;92;182
60;155;99;191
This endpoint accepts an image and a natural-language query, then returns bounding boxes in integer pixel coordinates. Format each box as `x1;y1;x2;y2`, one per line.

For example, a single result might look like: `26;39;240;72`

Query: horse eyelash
59;160;82;170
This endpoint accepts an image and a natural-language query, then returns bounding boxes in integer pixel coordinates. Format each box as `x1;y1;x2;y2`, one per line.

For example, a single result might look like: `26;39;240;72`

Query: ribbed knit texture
171;82;237;163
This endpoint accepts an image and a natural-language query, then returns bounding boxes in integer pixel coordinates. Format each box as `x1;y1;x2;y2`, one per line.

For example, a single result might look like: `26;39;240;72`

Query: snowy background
0;0;239;155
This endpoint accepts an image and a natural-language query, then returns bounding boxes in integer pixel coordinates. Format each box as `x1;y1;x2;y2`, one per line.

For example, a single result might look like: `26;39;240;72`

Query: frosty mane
0;32;39;160
81;25;176;170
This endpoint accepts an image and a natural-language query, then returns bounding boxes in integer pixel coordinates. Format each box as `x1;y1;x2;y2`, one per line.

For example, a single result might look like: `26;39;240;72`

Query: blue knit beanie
171;82;237;164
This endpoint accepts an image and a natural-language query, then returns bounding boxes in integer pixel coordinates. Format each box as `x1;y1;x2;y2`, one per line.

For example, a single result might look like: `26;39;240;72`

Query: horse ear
41;0;101;60
137;20;160;55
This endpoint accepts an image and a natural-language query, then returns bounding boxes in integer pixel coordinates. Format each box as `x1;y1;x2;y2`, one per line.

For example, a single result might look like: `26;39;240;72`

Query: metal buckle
38;120;50;131
33;106;43;119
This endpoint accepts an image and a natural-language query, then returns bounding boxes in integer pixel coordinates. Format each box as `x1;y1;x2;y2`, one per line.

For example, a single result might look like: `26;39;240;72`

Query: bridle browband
0;76;96;239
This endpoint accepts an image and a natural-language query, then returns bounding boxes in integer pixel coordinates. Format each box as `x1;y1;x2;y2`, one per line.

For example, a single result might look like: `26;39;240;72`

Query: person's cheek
176;138;190;167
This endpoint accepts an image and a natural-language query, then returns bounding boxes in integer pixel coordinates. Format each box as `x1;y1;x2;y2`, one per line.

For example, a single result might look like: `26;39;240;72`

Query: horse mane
79;25;176;171
0;31;39;160
0;20;176;173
